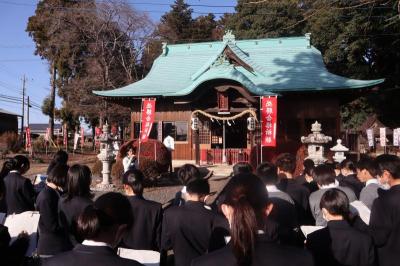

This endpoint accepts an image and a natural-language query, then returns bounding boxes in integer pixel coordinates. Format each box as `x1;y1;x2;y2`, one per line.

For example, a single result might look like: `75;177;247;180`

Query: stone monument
97;122;115;189
330;139;349;163
301;121;332;165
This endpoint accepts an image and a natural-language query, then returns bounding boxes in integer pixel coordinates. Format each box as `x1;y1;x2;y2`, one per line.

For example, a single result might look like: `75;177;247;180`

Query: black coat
192;234;314;266
36;185;72;255
3;172;35;214
306;220;375;266
369;185;400;266
161;201;229;266
42;244;143;266
58;195;93;245
121;195;162;251
337;174;364;199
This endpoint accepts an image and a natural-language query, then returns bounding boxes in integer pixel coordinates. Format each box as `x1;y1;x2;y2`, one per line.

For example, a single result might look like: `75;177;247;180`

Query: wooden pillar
195;129;200;165
130;111;135;140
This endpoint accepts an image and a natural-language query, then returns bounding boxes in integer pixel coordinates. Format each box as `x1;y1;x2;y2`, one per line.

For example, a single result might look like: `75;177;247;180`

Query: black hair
8;155;30;173
177;164;201;185
356;157;378;177
340;159;356;172
0;160;14;179
320;188;350;221
256;162;278;185
77;192;133;241
186;178;210;196
47;150;68;175
313;164;336;186
303;159;315;176
66;164;93;201
232;162;253;176
222;173;269;266
375;154;400;179
127;146;137;153
47;164;69;188
122;169;144;196
275;153;296;174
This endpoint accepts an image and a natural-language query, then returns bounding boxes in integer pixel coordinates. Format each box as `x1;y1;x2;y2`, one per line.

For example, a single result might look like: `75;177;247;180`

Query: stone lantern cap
301;121;332;144
330;139;349;152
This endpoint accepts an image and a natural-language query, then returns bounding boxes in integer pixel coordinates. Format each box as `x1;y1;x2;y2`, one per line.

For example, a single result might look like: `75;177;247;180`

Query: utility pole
21;75;27;140
27;96;30;127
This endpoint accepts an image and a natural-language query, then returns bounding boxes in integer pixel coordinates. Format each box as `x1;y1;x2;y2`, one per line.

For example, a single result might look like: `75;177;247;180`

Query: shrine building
94;32;383;164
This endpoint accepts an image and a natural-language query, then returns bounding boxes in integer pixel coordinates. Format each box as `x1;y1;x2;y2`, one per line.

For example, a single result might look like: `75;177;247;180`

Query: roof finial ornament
162;42;168;56
223;30;236;44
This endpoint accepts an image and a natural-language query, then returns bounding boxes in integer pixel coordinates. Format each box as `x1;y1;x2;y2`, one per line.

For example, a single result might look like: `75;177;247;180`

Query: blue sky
0;0;236;124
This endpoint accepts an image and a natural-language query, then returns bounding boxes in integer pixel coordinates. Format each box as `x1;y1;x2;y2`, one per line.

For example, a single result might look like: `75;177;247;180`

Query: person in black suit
306;188;375;266
36;164;72;256
369;155;400;266
58;164;93;245
0;224;30;266
276;153;311;225
43;192;142;266
192;173;313;266
3;155;35;214
337;159;364;198
172;164;201;207
296;159;318;194
0;160;13;213
161;178;228;266
121;169;162;251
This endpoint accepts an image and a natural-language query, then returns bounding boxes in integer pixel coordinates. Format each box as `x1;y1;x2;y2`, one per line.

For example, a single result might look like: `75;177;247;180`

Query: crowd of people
0;150;399;266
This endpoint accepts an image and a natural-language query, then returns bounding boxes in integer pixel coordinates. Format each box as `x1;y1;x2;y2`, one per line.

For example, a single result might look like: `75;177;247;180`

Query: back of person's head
122;169;144;196
66;164;92;201
303;159;315;176
314;164;336;186
232;162;253;176
0;160;14;179
177;164;200;185
356;157;378;177
77;192;133;245
221;173;270;266
320;188;350;221
47;164;69;188
53;150;68;165
186;178;210;196
9;155;30;174
275;153;296;174
375;154;400;179
256;162;278;185
340;159;356;173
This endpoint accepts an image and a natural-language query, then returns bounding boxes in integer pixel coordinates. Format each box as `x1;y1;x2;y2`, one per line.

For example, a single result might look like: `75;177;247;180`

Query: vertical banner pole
260;97;263;164
138;99;144;166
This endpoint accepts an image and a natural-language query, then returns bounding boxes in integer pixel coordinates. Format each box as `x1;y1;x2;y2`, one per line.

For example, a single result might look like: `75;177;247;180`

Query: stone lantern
330;139;349;163
97;122;115;188
301;121;332;165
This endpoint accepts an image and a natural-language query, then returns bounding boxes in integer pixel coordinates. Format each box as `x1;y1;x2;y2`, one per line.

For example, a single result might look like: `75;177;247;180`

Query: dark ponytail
222;174;269;266
0;159;14;179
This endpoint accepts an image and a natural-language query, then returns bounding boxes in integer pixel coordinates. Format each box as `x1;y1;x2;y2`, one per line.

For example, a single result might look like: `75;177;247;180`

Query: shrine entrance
211;117;247;149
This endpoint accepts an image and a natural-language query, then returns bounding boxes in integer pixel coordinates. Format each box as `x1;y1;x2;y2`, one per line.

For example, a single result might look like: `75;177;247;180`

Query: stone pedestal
96;123;115;189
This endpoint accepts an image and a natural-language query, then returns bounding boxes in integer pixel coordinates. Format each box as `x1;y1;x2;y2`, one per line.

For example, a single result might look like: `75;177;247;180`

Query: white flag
394;128;400;147
366;128;374;147
380;128;386;147
73;132;80;150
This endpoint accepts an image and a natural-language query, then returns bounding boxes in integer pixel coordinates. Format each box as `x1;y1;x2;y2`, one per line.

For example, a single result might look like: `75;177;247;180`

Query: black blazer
36;185;72;255
369;185;400;266
42;244;143;266
58;195;93;245
277;178;311;224
192;234;314;266
121;195;162;251
3;172;35;214
337;174;364;198
306;220;375;266
161;201;229;266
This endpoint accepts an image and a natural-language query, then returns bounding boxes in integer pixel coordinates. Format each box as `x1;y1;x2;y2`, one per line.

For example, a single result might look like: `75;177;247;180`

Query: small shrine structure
301;121;332;165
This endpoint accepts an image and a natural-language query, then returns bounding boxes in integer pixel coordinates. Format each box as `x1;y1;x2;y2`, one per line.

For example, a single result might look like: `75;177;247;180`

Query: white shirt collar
266;185;280;193
320;180;339;190
9;170;19;174
366;178;379;186
224;230;265;244
82;240;110;247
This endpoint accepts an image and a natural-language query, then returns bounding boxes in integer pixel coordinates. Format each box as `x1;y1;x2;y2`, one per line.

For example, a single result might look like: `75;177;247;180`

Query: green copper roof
93;33;384;98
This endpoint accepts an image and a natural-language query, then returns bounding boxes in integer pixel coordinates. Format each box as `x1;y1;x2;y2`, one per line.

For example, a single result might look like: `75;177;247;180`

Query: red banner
81;127;85;148
140;98;156;142
25;127;31;150
261;96;277;147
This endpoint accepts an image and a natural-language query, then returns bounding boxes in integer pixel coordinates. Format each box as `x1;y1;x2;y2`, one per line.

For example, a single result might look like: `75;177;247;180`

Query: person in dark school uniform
172;164;201;207
161;178;228;266
3;155;35;214
36;164;72;256
276;153;311;225
306;188;375;266
356;157;380;209
43;192;143;266
296;159;318;193
58;164;93;245
337;159;364;198
121;169;162;251
192;173;313;266
369;155;400;266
